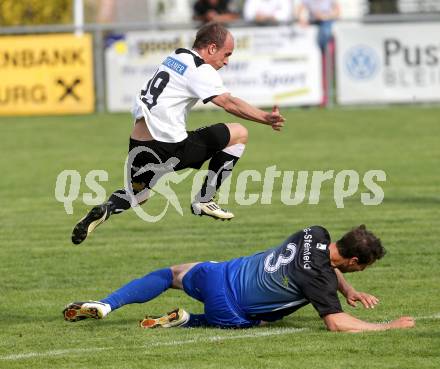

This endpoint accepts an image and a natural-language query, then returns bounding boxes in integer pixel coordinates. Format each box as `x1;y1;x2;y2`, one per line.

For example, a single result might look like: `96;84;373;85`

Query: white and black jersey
132;48;229;143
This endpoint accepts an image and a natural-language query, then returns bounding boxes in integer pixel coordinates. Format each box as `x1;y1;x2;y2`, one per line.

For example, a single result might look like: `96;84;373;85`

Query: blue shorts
182;261;260;328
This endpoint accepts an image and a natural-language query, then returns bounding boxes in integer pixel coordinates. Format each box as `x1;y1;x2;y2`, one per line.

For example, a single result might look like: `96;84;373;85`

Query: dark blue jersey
225;226;342;321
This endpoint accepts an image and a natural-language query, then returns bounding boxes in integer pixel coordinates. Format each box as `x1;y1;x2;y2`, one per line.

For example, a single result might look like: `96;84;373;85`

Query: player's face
338;258;370;273
210;34;234;70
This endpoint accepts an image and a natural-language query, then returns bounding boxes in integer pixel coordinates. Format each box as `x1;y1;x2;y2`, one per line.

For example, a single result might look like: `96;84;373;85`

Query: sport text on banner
105;27;322;111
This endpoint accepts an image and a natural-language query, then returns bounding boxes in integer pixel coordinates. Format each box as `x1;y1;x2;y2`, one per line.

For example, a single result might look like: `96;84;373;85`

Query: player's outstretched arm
323;312;415;333
334;269;379;309
212;93;285;131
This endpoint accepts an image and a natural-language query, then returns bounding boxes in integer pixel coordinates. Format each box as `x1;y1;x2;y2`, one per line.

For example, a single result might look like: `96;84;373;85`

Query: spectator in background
296;0;340;52
296;0;340;106
95;0;115;23
193;0;240;23
369;0;397;14
243;0;294;24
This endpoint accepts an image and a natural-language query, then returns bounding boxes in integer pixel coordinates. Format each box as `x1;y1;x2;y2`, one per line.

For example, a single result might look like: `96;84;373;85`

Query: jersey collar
175;48;205;67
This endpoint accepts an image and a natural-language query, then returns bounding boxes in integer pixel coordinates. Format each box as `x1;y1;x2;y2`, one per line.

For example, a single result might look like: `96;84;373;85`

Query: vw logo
345;46;379;80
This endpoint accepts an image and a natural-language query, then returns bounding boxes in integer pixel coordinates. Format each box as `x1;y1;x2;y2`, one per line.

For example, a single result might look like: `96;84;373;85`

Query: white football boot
191;200;234;220
139;308;190;329
63;301;111;322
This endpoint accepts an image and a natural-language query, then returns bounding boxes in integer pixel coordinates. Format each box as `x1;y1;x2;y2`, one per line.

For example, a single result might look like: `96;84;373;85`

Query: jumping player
64;225;415;332
71;22;285;245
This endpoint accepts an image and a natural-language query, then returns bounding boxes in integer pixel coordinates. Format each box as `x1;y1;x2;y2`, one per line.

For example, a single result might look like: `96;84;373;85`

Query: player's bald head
192;22;231;50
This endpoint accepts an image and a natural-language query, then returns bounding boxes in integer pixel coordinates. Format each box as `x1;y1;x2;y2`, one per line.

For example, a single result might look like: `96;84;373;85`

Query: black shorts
128;123;230;191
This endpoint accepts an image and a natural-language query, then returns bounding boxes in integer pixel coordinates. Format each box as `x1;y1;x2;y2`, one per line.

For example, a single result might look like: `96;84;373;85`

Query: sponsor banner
105;26;322;111
335;23;440;104
0;33;94;115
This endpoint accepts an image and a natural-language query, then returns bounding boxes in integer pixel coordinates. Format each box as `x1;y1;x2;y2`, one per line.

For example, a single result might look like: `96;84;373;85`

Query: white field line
415;313;440;320
149;327;306;347
2;313;439;362
0;327;306;361
0;347;110;361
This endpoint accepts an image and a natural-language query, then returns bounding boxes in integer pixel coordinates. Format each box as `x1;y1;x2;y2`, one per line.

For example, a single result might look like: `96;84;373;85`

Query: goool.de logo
345;45;379;80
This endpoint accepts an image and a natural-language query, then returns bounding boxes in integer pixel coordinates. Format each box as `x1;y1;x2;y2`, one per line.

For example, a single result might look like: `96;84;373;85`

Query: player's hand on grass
346;290;379;309
267;105;285;131
388;316;416;329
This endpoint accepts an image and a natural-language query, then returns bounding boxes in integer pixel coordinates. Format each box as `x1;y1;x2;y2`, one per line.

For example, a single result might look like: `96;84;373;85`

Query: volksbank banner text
0;34;95;115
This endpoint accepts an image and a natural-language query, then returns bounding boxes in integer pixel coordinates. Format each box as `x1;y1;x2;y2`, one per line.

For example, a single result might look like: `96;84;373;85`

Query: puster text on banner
335;23;440;104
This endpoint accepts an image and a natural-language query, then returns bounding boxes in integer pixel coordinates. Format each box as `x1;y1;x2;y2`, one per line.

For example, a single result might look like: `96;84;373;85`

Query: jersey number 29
140;71;170;110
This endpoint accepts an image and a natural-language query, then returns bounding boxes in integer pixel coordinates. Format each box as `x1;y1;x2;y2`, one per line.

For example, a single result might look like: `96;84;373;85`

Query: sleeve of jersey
296;226;342;317
188;65;229;104
299;271;343;317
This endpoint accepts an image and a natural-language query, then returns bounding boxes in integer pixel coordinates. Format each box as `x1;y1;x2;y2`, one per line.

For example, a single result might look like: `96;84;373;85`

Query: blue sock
182;314;210;328
101;268;173;311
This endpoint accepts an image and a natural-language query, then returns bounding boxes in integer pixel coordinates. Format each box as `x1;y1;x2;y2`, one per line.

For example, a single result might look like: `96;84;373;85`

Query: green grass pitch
0;106;439;368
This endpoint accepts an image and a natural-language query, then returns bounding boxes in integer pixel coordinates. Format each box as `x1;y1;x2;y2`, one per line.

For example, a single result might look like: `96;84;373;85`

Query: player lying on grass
64;225;415;332
71;21;285;245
